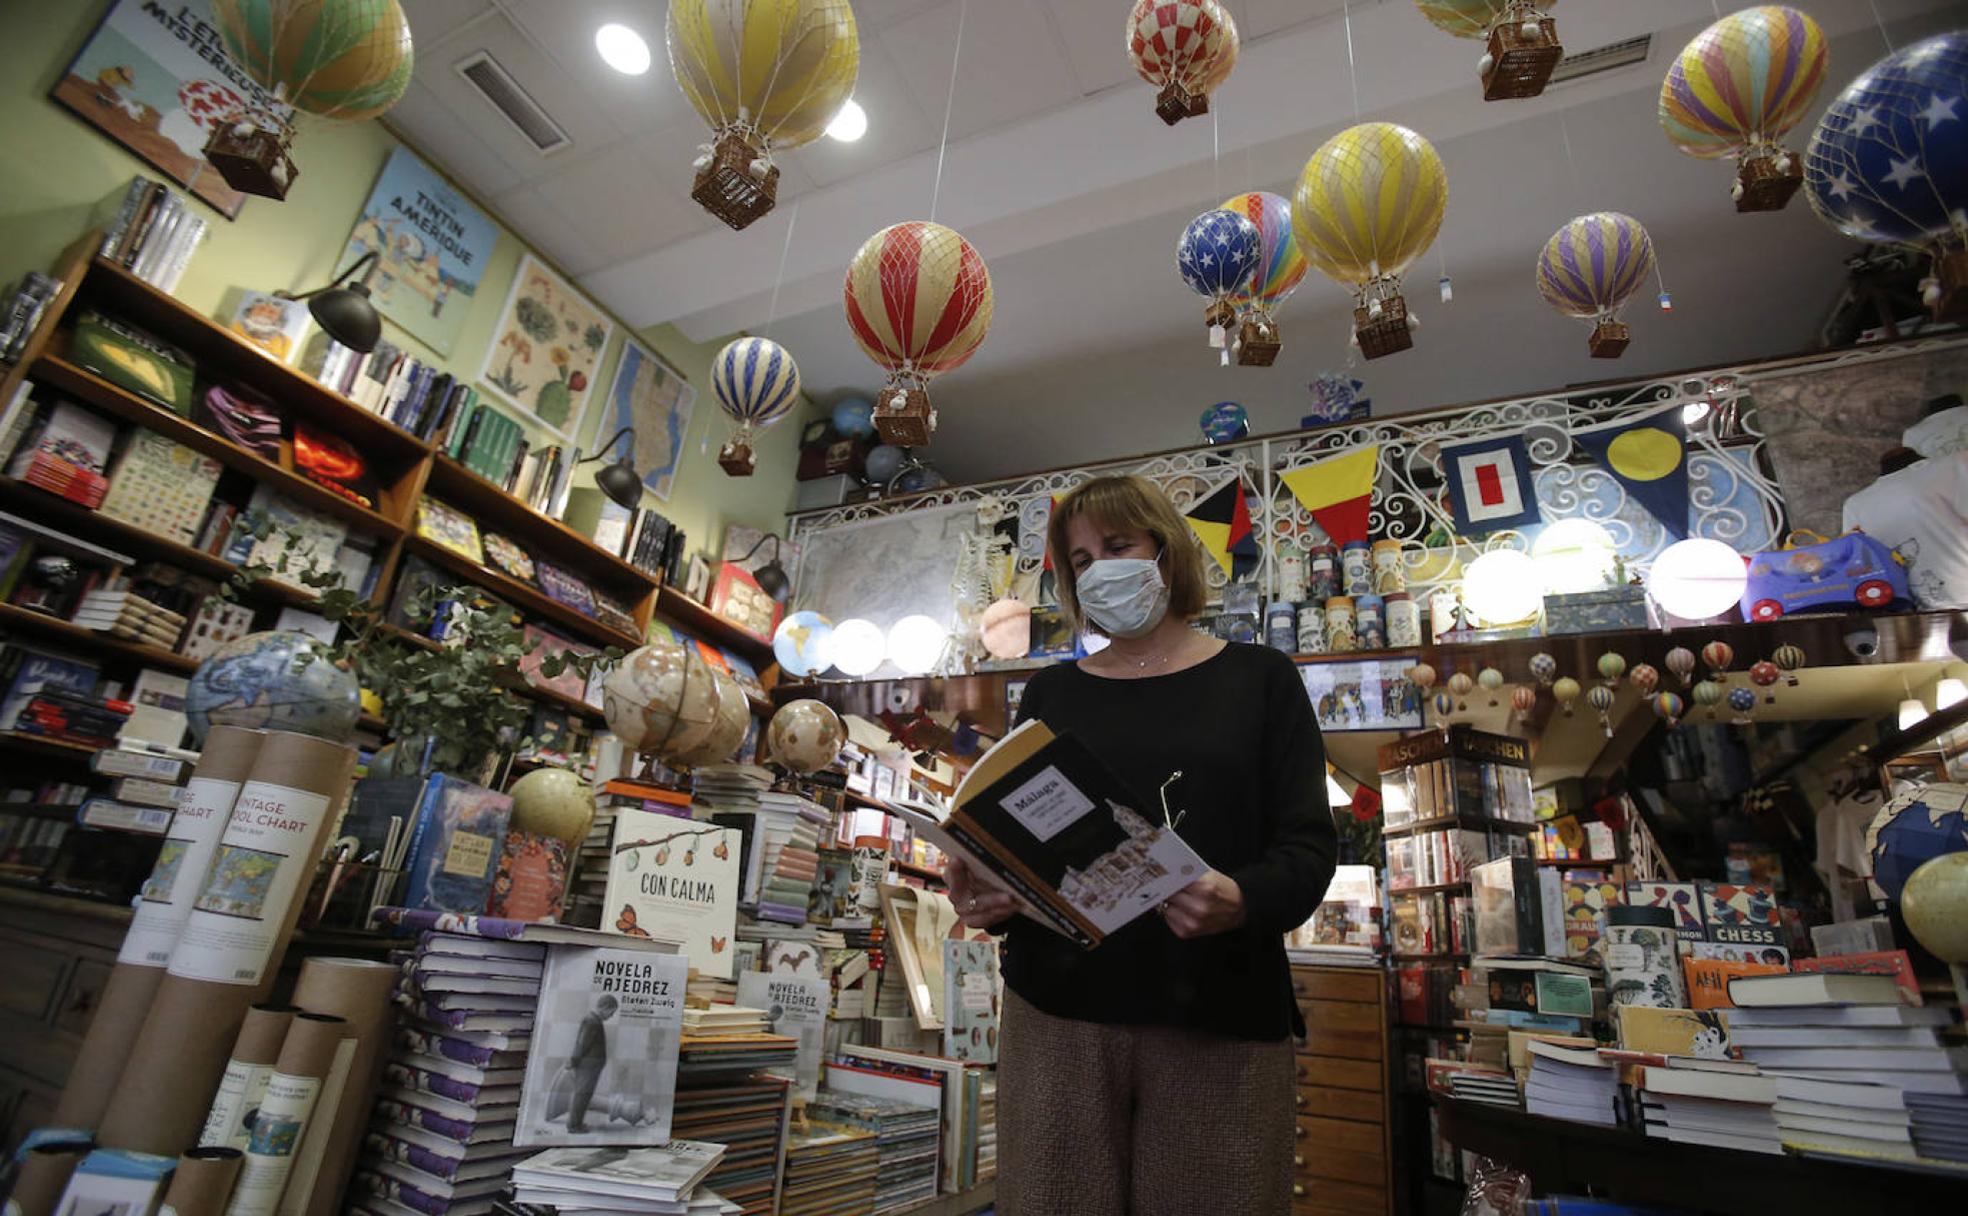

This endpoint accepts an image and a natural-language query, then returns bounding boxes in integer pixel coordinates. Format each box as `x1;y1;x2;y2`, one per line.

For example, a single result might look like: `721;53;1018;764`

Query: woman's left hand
1162;870;1247;939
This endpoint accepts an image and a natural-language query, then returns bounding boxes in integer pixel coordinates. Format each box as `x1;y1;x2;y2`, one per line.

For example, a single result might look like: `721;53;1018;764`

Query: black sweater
1002;642;1338;1041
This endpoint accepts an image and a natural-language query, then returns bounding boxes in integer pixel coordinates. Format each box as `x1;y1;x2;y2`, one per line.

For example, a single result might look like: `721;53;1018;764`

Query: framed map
477;254;613;441
338;146;497;357
579;336;696;502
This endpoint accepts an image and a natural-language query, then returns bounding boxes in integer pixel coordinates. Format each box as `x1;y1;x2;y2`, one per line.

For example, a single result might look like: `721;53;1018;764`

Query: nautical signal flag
1571;403;1691;539
1279;444;1380;546
1440;434;1541;536
1183;476;1256;577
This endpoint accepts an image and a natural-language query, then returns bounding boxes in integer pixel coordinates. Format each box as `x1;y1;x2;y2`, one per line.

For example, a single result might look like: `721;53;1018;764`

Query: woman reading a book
949;474;1338;1215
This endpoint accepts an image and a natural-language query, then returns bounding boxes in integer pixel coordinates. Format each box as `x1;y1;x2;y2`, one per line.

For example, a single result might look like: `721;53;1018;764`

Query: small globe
1200;401;1249;444
831;398;877;439
768;699;846;774
1901;852;1968;963
509;767;595;845
773;611;836;677
185;630;359;744
675;669;749;768
602;637;723;762
1866;782;1968;902
866;443;906;486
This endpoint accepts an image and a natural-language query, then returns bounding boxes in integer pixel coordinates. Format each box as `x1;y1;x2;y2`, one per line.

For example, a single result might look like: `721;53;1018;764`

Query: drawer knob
1293;1184;1306;1198
1294;1094;1305;1108
1295;1125;1306;1139
1293;1154;1304;1167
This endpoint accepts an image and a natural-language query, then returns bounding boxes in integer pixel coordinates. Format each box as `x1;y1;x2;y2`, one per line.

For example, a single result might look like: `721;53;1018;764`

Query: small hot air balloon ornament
1587;683;1616;736
1654;691;1686;728
1220;191;1310;365
1772;643;1806;686
1511;685;1537;718
1178;209;1263;361
1409;662;1439;692
1701;640;1735;674
1598;651;1627;687
1127;0;1241;125
1749;659;1781;703
1447;670;1475;710
844;221;994;448
1693;678;1727;719
1665;646;1697;687
1661;6;1830;212
1413;1;1564;102
1528;652;1558;686
1553;675;1581;716
1630;663;1661;698
1729;685;1758;722
711;337;803;476
1537;212;1659;357
1433;691;1457;722
1477;667;1506;706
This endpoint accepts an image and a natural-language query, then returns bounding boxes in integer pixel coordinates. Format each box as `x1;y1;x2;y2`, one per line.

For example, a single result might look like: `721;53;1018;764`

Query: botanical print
578;337;696;502
339;146;498;357
477;254;614;441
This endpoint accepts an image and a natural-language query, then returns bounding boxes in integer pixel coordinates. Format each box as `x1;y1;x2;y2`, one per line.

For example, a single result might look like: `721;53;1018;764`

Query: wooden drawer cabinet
1289;965;1392;1216
0;889;132;1152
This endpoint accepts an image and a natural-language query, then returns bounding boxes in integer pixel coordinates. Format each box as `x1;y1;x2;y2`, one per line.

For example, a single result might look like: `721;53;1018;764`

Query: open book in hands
885;719;1207;948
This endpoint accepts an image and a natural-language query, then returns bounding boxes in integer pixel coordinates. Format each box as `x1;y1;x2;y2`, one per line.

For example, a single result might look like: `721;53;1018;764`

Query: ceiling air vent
455;50;570;153
1547;34;1652;86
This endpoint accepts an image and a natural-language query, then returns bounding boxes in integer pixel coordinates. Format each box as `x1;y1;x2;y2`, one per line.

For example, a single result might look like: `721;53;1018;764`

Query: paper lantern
886;615;948;677
1660;6;1829;211
711;337;802;476
830;619;885;678
1537;212;1657;357
1220;191;1310;365
1701;640;1735;673
1552;675;1581;715
1804;32;1968;317
1531;518;1618;594
1413;0;1563;100
1293;123;1448;359
1463;548;1541;626
1178;209;1263;356
667;0;859;229
1648;537;1748;621
844;222;994;448
1598;652;1627;686
1126;0;1240;125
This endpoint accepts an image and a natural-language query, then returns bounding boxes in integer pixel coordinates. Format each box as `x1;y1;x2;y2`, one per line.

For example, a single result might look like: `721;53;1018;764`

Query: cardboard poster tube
221;1014;346;1216
52;727;265;1134
159;1146;244;1216
97;734;358;1157
283;958;398;1216
200;1004;300;1150
6;1141;91;1216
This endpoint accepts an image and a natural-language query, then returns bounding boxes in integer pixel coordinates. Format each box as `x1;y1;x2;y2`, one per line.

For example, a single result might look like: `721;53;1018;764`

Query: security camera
1844;626;1880;660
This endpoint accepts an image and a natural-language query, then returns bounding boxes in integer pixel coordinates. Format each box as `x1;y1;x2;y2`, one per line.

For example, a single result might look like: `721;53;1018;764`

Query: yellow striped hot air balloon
1413;0;1562;100
667;0;860;230
1291;122;1448;359
1660;6;1829;212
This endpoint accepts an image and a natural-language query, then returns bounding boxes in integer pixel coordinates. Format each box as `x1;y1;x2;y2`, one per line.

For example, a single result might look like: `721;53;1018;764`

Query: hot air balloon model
1701;639;1735;674
1772;642;1806;686
1477;666;1506;706
1178;209;1263;360
1598;651;1627;687
1654;691;1686;727
1749;658;1781;703
667;0;860;229
1661;6;1830;212
1693;678;1727;719
1447;670;1475;710
1127;0;1240;125
1553;675;1581;715
1220;191;1310;365
1587;683;1616;736
1630;663;1661;698
1528;652;1558;686
1728;685;1758;722
1413;1;1563;101
1511;685;1538;717
1293;123;1450;359
711;337;802;476
1409;662;1439;692
1803;31;1968;318
843;222;994;448
1433;691;1457;722
1537;212;1658;357
207;0;414;199
1665;646;1698;687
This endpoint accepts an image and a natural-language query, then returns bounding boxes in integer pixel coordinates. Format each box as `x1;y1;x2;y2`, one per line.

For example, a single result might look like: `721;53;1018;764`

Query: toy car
1740;529;1908;621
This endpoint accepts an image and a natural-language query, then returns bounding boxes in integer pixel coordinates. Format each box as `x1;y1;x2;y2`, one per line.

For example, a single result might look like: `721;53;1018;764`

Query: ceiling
389;1;1964;485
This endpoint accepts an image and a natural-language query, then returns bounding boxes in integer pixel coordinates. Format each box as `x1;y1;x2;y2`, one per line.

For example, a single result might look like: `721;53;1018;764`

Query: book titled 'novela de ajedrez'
516;946;690;1148
887;719;1206;948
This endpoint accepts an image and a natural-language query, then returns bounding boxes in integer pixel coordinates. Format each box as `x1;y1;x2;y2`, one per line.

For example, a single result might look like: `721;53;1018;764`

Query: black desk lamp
280;249;383;353
736;534;790;602
576;427;645;511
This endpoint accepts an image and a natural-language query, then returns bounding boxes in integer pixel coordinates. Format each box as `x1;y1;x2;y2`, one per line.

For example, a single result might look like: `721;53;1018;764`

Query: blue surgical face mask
1076;555;1169;639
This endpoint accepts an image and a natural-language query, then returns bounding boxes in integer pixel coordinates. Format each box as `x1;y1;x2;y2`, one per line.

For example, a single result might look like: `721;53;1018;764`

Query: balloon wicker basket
717;439;756;477
875;386;935;448
1589;319;1631;358
1236;315;1281;366
1735;149;1803;213
1353;295;1412;360
1482;18;1562;101
202;119;297;201
1155;80;1204;126
692;130;780;231
1931;249;1968;322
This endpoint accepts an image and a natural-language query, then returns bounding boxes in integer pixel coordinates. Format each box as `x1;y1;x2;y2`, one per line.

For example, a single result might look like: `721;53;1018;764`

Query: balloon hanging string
1559;113;1583;204
763;199;801;339
1866;0;1896;52
929;0;969;224
1342;0;1361;121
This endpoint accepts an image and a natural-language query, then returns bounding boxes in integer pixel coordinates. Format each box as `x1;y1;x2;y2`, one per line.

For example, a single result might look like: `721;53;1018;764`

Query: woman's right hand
946;856;1018;930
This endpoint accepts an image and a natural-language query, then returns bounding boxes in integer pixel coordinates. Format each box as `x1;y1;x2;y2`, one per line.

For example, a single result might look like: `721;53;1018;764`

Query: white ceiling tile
383;79;524;196
854;0;951;26
1046;0;1135;96
798;39;940;188
500;0;697;138
1238;0;1348;39
401;0;499;51
535;146;709;264
881;0;1081;143
490;184;608;277
418;12;626;178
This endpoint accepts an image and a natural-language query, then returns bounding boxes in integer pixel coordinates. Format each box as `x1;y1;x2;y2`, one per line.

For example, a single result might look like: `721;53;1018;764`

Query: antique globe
601;636;724;763
185;630;359;743
1866;782;1968;902
509;767;595;845
768;699;847;774
1900;852;1968;964
674;669;750;768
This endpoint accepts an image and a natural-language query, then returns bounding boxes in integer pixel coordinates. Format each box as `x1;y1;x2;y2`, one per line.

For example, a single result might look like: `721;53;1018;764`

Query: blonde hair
1047;475;1208;634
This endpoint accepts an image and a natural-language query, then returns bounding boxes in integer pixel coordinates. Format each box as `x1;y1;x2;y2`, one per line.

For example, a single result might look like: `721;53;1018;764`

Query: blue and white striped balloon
712;336;803;431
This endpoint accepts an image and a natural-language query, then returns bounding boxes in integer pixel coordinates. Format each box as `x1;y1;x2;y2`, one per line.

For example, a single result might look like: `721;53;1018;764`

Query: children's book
1699;882;1781;946
486;827;573;924
228;290;311;364
417;496;485;564
1624;881;1706;943
403;776;516;915
601;807;740;979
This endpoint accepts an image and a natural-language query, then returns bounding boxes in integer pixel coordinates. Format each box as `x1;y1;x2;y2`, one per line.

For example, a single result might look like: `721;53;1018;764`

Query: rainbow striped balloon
1536;212;1656;321
1660;5;1829;159
712;337;803;433
1220;191;1309;313
211;0;413;121
843;222;994;381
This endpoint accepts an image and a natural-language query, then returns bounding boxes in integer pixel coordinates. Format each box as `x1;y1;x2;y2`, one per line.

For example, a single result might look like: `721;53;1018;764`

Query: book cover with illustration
735;970;828;1099
487;828;572;924
942;939;1002;1065
1793;949;1922;1005
515;946;690;1147
1624;881;1706;943
417;496;484;564
229;291;311;364
601;807;740;979
1615;1005;1732;1058
1699;882;1781;946
404;776;516;914
1561;874;1623;962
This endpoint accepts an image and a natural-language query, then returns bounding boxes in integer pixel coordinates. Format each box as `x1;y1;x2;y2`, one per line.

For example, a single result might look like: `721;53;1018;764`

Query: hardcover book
507;1141;724;1202
515;946;691;1147
98;430;222;544
885;719;1207;949
483;533;536;584
486;828;572;924
1561;874;1623;962
404;776;517;915
1792;950;1923;1005
941;938;1002;1064
734;970;828;1100
418;497;485;564
1624;881;1706;943
601;808;740;979
1684;956;1786;1010
518;625;593;703
535;562;598;618
1471;856;1563;957
1699;882;1781;946
228;290;311;364
72;312;195;413
1615;1005;1733;1058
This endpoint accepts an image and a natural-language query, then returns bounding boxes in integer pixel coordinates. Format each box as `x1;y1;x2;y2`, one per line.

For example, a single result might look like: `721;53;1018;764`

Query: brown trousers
997;989;1295;1215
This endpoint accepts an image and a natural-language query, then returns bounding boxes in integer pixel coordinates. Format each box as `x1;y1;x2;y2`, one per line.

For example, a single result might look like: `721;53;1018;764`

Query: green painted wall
0;2;805;562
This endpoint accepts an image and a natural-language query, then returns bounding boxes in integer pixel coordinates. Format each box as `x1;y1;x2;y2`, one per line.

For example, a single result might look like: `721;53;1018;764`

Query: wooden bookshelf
1387;881;1471;897
405;535;641;651
892;857;946;883
656;585;773;668
0;602;199;675
1537;858;1613;869
425;455;660;604
0;732;98;761
1381;815;1538;838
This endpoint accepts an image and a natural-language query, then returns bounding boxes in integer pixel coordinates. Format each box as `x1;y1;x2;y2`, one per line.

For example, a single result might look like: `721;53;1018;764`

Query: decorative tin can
1308;544;1338;601
1265;603;1298;652
1372;539;1407;594
1355;593;1386;651
1385;591;1421;648
1278;553;1308;604
1341;540;1372;596
1297;603;1327;654
1324;596;1356;653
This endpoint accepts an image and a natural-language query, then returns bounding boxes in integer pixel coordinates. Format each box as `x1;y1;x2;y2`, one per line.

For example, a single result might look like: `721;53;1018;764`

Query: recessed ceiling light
595;24;650;75
827;98;868;142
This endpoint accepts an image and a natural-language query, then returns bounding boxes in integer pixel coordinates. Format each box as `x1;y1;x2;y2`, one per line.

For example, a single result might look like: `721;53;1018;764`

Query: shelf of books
658;584;774;669
0;600;198;676
426;454;662;604
404;532;641;652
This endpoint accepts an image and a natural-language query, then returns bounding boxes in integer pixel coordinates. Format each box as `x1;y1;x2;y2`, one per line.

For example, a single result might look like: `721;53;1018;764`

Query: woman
949;475;1338;1215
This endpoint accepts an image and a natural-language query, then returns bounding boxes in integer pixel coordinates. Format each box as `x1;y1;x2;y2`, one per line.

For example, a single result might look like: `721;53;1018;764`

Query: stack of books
1637;1060;1780;1154
1427;1058;1519;1109
669;1077;793;1216
807;1091;941;1213
8;400;113;508
675;1030;799;1087
1523;1041;1618;1125
565;779;691;929
698;768;828;925
976;1076;999;1181
779;1125;879;1216
100;175;207;293
681;1006;770;1036
1908;1091;1968;1163
508;1142;731;1215
73;587;186;648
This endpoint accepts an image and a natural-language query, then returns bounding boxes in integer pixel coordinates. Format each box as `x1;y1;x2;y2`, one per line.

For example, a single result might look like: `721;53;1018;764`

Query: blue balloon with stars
1804;31;1968;251
1177;209;1262;304
1867;782;1968;902
1199;401;1249;444
1727;686;1757;715
830;397;877;439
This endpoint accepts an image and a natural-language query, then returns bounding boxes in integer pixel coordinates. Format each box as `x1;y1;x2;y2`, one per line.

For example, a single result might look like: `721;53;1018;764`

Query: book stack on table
674;1031;799;1087
699;768;828;926
507;1141;733;1216
668;1078;793;1216
806;1091;941;1213
1523;1040;1619;1126
779;1125;879;1216
1635;1060;1781;1155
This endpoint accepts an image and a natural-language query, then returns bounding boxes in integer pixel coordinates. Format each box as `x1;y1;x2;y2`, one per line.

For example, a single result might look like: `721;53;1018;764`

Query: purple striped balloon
1536;212;1657;320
